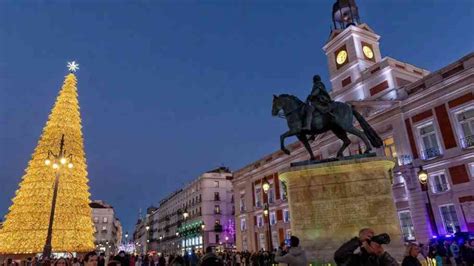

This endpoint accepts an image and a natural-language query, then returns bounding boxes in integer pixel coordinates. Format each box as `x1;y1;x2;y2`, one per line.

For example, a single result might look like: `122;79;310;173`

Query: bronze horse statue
271;94;383;160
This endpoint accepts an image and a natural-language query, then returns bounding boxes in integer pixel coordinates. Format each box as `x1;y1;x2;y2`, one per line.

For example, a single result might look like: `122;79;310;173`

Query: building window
383;137;397;158
214;181;219;188
430;172;450;193
268;184;275;204
94;217;99;223
439;204;460;234
255;187;262;208
240;193;246;212
259;233;266;250
257;215;264;228
214;205;221;214
270;211;276;225
242;235;248;251
215;234;220;244
240;218;247;231
285;230;291;241
283;209;290;223
280;180;287;201
103;217;108;223
271;230;279;249
101;226;107;231
214;192;220;201
418;123;441;159
456;108;474;148
398;211;415;241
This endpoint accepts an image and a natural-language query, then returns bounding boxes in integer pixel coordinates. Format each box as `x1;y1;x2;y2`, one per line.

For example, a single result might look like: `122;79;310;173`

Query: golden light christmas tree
0;61;95;255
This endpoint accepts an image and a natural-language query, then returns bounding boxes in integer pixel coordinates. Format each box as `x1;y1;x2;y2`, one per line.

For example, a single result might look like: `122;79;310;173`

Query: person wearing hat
334;228;398;266
274;236;308;266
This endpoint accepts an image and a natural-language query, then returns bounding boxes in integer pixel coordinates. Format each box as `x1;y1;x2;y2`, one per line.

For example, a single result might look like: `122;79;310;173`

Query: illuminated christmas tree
0;62;95;255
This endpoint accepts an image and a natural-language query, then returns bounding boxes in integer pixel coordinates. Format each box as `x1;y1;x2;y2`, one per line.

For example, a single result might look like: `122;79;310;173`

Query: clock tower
323;0;382;100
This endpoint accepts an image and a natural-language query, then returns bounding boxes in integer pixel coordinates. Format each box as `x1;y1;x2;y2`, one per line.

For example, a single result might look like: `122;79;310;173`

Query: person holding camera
274;236;308;266
334;228;399;266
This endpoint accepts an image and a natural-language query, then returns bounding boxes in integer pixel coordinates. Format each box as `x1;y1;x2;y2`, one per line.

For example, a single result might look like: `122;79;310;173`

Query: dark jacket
401;256;421;266
334;237;399;266
274;246;307;266
198;252;223;266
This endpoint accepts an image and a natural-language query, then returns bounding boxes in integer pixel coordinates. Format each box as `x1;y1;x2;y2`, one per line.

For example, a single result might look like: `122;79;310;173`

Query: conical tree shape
0;73;95;254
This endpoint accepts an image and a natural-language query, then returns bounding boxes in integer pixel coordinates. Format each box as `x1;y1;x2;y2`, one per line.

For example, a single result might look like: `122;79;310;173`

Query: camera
369;233;391;245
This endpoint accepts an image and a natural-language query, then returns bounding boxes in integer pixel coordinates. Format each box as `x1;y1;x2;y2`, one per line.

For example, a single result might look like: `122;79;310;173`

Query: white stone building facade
135;167;235;255
90;200;123;255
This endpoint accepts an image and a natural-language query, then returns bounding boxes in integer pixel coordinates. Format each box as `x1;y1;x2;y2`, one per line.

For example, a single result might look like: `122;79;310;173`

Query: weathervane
67;61;79;72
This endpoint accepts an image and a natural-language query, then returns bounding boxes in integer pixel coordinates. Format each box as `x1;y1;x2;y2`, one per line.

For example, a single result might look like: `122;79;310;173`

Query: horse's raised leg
331;127;351;158
280;130;298;155
346;126;372;153
297;133;315;160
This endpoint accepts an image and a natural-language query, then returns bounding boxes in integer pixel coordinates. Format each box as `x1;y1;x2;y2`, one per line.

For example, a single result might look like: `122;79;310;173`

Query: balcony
421;147;442;160
461;135;474;149
397;155;413;166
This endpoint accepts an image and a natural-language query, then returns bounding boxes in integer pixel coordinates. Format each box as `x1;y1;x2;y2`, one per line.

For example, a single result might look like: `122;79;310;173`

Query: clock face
363;45;374;59
336;50;348;65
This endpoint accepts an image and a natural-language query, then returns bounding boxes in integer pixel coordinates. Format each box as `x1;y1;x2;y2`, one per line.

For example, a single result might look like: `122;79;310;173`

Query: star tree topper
67;61;80;72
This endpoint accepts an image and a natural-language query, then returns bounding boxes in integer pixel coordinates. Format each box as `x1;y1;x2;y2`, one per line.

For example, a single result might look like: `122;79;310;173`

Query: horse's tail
352;108;383;148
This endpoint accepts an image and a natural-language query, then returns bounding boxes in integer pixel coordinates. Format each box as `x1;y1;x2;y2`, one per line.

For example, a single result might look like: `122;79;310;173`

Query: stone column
279;157;404;263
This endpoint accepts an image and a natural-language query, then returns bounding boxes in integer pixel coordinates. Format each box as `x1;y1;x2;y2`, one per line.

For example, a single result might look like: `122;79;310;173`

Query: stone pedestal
279;157;404;264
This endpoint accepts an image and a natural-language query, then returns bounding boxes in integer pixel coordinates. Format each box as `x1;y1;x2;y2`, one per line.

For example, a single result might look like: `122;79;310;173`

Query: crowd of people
2;231;474;266
335;228;474;266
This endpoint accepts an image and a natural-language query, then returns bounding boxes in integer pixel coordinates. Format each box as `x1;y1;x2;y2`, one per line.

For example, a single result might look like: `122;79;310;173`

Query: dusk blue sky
1;0;472;234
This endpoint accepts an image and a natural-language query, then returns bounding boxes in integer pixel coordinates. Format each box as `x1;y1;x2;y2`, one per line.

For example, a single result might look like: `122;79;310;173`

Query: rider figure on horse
302;75;335;131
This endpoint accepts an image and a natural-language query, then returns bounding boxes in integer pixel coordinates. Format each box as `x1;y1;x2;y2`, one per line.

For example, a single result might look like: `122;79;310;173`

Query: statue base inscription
279;157;404;264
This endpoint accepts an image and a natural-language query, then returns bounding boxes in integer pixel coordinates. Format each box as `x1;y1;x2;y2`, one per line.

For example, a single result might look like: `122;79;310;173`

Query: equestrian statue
271;74;383;160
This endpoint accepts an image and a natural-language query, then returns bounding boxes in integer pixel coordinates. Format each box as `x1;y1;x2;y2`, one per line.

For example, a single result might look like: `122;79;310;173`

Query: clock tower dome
323;0;382;99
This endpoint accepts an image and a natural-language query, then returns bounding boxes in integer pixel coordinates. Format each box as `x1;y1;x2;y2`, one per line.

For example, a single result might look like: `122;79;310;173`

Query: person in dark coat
402;243;421;266
334;228;398;266
198;246;224;266
460;240;474;266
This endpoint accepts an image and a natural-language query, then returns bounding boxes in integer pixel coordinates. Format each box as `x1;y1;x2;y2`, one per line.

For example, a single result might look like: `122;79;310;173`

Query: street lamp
262;177;273;252
263;203;272;251
183;209;189;219
417;166;439;236
262;178;270;193
418;166;428;185
42;134;73;259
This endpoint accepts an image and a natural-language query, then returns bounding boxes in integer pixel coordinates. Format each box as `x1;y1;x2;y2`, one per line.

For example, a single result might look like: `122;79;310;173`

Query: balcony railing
432;183;449;193
461;135;474;149
421;147;442;160
398;155;413;166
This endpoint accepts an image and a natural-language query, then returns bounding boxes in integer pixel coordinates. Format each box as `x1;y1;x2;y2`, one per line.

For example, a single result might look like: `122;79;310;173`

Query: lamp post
42;134;74;259
262;178;273;251
417;166;439;236
145;225;150;253
200;223;206;250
